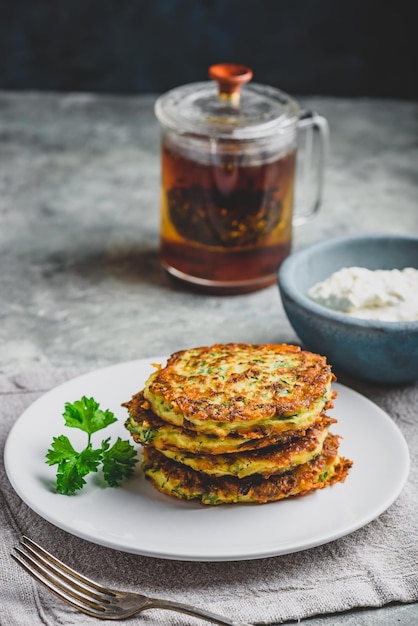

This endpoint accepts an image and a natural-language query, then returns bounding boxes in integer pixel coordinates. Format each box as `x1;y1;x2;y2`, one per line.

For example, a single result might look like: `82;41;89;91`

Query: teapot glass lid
155;64;300;140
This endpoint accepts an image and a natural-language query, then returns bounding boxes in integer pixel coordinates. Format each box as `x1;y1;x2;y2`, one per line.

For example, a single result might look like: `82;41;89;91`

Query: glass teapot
155;64;328;294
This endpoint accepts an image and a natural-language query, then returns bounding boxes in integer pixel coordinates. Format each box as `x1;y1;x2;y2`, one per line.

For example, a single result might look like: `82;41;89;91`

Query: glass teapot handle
293;109;329;226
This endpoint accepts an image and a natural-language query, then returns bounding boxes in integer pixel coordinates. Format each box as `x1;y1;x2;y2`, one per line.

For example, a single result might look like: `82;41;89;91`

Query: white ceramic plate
4;358;410;562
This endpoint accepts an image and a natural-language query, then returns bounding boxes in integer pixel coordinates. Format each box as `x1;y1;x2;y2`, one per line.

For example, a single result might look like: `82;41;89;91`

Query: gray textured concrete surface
1;90;417;624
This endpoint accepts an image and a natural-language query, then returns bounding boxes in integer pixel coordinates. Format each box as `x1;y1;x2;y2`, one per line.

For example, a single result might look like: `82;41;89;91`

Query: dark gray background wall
0;0;416;98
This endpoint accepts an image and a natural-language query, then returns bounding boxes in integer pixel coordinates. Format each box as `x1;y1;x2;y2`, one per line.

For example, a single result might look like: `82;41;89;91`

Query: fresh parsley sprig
46;396;137;495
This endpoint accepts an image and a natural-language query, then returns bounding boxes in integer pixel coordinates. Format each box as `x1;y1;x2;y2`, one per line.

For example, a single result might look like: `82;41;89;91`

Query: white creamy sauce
308;266;418;322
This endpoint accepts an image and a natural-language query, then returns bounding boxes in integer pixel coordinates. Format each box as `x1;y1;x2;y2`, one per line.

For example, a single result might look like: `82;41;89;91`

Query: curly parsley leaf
46;434;77;466
102;437;138;487
46;398;137;495
62;396;117;435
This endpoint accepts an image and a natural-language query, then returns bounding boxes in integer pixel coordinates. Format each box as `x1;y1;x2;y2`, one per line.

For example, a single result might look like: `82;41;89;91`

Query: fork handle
146;597;252;625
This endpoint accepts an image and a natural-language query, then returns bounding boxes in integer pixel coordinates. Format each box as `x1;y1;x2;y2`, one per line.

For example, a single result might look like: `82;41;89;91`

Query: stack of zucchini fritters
124;343;352;505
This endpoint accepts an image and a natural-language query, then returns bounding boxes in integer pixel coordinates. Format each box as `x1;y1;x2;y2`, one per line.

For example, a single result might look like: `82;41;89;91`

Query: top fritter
143;343;335;437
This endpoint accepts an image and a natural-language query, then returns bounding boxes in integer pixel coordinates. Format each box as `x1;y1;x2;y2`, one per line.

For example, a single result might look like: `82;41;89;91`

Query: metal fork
12;536;251;625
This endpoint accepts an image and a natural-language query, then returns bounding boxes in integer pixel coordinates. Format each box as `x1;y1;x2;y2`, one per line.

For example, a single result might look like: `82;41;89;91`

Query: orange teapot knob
209;64;253;100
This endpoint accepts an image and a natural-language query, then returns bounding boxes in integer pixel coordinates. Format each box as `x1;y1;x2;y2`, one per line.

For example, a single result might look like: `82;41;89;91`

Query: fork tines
12;536;115;617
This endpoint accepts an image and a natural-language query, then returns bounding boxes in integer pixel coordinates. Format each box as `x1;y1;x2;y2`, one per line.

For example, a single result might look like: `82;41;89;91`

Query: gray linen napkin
1;368;418;626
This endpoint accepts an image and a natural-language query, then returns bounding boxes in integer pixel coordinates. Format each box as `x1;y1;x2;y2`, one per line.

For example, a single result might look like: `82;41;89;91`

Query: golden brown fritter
142;435;352;505
124;391;336;455
157;421;331;479
143;343;335;437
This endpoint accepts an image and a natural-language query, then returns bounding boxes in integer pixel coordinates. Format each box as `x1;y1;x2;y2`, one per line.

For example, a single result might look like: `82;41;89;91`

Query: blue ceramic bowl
278;234;418;384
